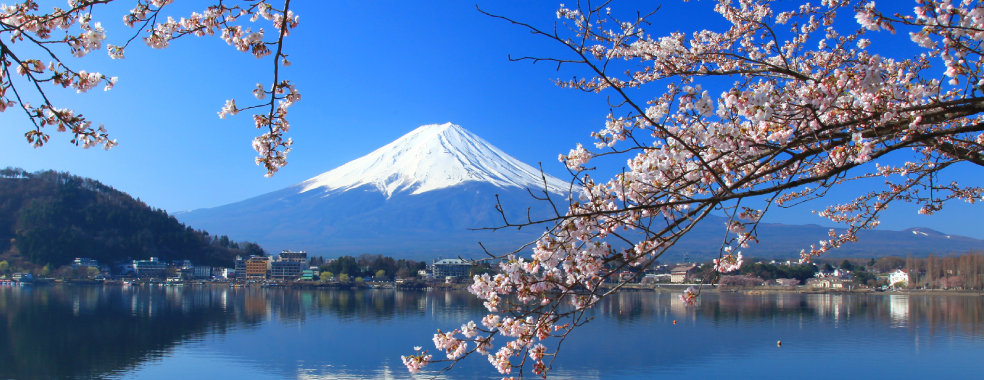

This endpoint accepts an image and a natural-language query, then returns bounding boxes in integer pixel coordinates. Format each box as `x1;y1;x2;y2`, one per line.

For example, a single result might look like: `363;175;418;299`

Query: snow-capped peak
297;122;572;197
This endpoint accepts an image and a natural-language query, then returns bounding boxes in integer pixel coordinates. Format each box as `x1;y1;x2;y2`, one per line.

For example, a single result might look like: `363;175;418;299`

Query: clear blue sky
2;1;983;239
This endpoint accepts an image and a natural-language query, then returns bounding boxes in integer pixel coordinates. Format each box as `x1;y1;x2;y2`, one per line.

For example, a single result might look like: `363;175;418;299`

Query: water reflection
597;290;983;333
0;286;981;380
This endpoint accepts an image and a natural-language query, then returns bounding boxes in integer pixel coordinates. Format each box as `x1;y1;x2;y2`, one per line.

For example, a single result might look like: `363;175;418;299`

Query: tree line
904;251;984;290
316;254;428;281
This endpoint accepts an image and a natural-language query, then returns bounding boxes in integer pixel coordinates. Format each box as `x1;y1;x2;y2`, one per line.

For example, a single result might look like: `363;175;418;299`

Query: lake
0;285;980;379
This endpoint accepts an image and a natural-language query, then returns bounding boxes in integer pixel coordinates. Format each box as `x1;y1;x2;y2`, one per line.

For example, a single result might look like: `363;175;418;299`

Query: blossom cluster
400;346;432;375
2;1;299;175
413;0;984;377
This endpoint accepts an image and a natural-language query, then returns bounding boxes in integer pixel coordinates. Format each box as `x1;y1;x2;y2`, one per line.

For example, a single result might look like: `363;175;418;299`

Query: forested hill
0;167;265;268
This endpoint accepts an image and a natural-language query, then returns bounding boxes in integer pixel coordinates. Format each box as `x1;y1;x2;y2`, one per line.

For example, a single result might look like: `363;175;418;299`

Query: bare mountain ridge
177;123;983;260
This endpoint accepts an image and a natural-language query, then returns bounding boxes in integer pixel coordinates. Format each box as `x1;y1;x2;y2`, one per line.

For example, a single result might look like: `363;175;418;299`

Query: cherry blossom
713;252;743;273
400;346;432;374
2;0;299;176
409;0;984;377
680;287;699;307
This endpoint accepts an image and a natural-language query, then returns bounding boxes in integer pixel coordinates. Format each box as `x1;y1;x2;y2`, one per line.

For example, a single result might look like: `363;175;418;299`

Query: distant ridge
662;215;984;261
177;123;984;260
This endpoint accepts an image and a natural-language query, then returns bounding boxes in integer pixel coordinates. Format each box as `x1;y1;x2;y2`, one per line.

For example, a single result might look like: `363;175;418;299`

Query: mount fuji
178;122;984;261
177;123;574;259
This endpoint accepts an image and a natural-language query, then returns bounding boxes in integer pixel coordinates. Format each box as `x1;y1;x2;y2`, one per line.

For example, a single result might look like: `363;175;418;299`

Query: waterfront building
670;264;698;283
166;265;180;278
11;273;33;282
301;267;318;281
232;256;252;275
193;266;212;279
72;258;99;270
432;258;473;280
889;269;909;288
220;268;236;279
417;269;432;280
810;278;855;289
245;256;272;280
270;260;303;281
133;257;167;278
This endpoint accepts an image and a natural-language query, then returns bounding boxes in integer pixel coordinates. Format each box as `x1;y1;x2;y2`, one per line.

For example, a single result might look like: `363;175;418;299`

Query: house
889;269;909;288
832;268;853;279
670;264;698;283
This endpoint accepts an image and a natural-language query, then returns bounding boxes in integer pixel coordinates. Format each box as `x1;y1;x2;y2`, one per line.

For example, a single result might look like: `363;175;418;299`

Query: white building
889;269;909;288
220;268;236;279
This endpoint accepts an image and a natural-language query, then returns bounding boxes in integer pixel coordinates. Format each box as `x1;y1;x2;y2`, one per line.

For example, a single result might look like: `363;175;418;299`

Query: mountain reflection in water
0;286;980;380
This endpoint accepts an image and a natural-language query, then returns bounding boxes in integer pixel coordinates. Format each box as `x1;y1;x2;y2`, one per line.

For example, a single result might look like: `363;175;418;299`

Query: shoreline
15;280;983;296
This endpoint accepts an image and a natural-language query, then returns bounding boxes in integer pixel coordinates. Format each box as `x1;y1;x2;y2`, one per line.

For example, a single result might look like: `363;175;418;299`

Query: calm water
0;285;981;380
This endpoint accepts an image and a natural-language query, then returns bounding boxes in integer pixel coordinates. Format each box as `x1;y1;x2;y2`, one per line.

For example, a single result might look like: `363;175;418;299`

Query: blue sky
2;1;983;239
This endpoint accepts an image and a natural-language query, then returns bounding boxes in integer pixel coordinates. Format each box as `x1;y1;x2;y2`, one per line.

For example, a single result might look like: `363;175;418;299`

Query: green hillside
0;167;264;269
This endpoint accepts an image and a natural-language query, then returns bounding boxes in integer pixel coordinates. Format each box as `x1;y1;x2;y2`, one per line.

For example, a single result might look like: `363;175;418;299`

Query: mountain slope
177;123;573;259
0;168;266;268
177;123;984;260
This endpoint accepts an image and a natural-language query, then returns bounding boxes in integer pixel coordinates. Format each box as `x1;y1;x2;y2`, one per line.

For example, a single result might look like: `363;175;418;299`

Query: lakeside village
1;250;982;291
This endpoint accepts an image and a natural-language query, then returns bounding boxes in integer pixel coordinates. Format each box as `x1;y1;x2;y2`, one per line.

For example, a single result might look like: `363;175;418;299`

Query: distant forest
0;167;265;269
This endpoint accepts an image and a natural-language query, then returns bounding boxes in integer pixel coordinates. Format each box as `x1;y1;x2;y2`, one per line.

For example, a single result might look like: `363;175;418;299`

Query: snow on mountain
176;123;575;259
296;122;571;197
176;122;984;260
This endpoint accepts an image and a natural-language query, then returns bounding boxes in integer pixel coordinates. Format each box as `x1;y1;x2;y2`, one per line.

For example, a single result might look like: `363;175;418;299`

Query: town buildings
232;251;308;281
